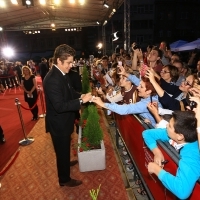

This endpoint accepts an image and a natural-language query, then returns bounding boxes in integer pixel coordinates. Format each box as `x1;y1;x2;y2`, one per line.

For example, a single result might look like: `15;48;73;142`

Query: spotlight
53;0;60;5
22;0;34;7
69;0;75;3
97;43;103;49
51;23;55;27
11;0;18;4
103;1;109;8
103;20;107;26
2;47;15;58
112;31;122;41
0;27;3;31
96;21;100;25
39;0;46;5
79;0;85;5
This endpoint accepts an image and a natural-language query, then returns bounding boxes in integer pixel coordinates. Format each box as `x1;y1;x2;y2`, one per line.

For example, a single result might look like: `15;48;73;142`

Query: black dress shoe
59;179;82;187
70;160;78;166
0;137;6;144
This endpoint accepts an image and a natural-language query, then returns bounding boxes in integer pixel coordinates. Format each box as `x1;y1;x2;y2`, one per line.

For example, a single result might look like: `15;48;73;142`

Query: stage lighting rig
22;0;34;7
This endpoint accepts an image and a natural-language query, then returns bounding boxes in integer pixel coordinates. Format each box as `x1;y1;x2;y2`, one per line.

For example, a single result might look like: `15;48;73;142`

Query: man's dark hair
172;110;197;142
101;56;108;61
173;60;183;68
152;46;163;59
41;57;46;62
53;44;76;64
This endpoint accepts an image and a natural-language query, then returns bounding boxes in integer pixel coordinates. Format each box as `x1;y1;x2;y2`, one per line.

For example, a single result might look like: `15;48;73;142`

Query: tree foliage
82;65;91;94
82;104;103;147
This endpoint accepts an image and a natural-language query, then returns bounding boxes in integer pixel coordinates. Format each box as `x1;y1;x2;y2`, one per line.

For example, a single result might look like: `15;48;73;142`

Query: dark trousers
10;76;18;86
50;134;71;183
27;99;38;118
0;126;4;138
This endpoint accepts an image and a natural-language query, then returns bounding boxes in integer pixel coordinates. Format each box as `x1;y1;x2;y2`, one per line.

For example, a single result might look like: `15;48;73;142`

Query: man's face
102;59;108;67
197;61;200;71
119;75;130;87
57;56;74;74
148;50;160;62
173;62;183;74
170;55;179;64
159;42;166;50
166;118;177;141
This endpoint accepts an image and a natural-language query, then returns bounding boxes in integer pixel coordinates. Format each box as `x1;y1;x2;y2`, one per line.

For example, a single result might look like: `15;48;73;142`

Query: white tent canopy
170;40;188;52
175;38;200;52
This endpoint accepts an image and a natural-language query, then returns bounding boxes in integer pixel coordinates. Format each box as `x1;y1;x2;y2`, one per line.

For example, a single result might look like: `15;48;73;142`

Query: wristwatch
79;98;83;105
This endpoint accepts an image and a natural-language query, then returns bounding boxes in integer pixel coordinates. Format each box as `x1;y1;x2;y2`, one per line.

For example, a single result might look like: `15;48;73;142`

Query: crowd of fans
87;41;200;199
1;41;200;198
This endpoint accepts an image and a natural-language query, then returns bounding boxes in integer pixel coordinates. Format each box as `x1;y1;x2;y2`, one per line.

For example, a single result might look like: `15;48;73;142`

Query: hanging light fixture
22;0;34;7
103;20;107;26
103;1;109;8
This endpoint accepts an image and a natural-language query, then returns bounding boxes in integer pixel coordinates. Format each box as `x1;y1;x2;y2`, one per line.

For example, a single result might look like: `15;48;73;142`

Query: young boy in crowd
142;110;200;199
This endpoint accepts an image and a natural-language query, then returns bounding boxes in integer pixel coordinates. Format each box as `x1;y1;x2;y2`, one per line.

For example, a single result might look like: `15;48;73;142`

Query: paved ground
105;113;150;200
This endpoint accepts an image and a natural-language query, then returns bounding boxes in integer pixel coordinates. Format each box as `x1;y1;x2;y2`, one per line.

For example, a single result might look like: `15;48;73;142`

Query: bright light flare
53;0;60;5
2;47;15;58
79;0;85;5
97;43;103;49
69;0;75;4
39;0;46;5
11;0;18;4
0;0;6;8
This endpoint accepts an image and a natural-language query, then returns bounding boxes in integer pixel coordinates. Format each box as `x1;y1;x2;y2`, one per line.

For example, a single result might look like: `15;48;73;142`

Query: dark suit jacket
68;69;82;93
43;66;81;136
39;62;48;77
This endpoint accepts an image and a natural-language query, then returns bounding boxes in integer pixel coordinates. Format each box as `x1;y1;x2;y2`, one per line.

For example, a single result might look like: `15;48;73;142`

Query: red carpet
0;109;130;200
0;76;43;171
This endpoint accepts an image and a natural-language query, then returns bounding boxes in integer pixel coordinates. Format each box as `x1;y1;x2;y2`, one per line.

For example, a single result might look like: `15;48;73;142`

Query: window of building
180;11;188;19
159;12;164;20
149;5;154;13
138;6;145;14
136;35;144;44
167;31;171;37
159;30;163;38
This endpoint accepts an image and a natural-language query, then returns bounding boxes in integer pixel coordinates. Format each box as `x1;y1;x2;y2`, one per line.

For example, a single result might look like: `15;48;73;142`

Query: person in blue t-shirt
142;110;200;199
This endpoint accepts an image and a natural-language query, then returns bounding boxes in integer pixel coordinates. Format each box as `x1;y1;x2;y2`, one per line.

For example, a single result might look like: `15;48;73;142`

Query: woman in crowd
146;69;198;111
151;64;180;96
93;66;162;127
21;66;38;121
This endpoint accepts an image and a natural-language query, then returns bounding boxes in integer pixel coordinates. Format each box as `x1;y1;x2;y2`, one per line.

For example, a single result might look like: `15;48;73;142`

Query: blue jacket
142;128;200;199
104;74;162;127
105;95;161;127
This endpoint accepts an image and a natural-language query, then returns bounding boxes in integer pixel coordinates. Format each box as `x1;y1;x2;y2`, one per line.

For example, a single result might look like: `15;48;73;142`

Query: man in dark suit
43;44;92;187
39;57;49;82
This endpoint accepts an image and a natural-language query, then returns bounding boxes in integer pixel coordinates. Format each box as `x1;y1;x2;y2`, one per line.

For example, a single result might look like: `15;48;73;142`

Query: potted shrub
78;104;106;172
82;65;91;94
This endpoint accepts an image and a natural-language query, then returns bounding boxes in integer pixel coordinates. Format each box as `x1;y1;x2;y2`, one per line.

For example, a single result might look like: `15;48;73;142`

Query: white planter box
78;126;106;172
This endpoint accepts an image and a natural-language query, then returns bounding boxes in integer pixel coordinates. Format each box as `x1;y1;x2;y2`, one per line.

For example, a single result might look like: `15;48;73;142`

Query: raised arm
145;69;164;97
